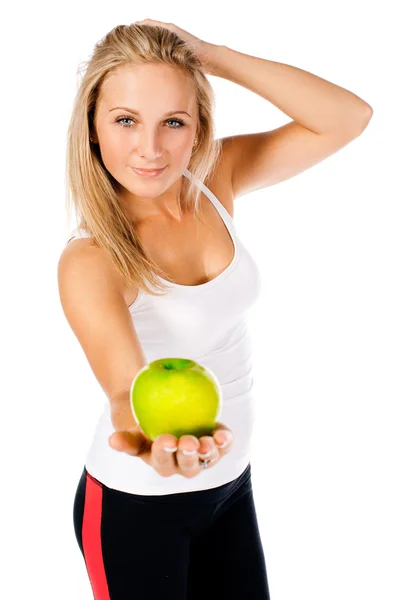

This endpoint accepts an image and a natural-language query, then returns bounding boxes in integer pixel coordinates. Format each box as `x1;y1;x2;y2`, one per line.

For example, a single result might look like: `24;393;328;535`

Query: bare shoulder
203;139;235;219
59;237;129;301
61;236;105;264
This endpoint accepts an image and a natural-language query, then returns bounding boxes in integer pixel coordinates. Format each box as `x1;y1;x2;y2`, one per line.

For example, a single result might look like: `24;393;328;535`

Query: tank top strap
184;169;236;238
66;227;91;246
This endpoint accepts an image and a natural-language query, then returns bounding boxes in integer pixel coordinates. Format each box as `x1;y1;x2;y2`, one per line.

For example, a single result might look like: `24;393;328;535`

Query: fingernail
216;440;228;448
198;450;213;459
163;446;178;453
182;449;198;456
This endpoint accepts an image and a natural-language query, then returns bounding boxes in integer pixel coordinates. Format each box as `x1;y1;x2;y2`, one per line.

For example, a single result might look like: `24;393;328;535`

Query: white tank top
66;168;262;495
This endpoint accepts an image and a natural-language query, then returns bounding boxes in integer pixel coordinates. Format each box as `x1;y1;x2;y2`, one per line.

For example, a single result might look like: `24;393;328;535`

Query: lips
130;165;167;177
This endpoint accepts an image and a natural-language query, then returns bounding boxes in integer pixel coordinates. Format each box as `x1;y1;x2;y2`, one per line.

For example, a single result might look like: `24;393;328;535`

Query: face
92;62;199;220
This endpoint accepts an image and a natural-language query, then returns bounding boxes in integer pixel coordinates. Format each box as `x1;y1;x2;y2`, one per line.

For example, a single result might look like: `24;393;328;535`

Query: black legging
73;462;270;599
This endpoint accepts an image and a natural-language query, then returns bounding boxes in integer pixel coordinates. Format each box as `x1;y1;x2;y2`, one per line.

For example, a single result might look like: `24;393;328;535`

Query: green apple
130;358;223;441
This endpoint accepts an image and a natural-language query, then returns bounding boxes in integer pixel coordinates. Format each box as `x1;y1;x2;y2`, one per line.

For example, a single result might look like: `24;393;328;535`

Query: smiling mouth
130;165;167;177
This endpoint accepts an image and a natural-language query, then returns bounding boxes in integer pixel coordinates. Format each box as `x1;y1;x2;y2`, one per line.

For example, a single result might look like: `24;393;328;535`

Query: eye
115;117;134;128
166;118;185;128
115;117;185;128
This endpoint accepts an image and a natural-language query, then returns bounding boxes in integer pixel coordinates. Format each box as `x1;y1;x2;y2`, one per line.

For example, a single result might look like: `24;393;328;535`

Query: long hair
65;23;223;296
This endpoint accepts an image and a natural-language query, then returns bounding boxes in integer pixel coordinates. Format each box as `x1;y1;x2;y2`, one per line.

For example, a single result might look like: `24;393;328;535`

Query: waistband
85;462;252;506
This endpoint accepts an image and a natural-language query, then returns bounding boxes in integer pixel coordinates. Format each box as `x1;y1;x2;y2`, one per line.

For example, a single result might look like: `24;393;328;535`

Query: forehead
99;63;196;111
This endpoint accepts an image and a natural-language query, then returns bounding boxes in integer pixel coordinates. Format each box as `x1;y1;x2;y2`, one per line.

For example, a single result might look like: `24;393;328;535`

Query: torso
126;172;234;303
69;164;235;306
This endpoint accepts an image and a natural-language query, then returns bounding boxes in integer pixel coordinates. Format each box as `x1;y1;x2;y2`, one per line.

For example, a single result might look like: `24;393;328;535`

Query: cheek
171;139;195;164
169;129;194;150
99;136;126;166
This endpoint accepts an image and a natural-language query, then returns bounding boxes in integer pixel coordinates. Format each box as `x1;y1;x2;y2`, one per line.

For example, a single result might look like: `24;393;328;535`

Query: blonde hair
65;23;223;296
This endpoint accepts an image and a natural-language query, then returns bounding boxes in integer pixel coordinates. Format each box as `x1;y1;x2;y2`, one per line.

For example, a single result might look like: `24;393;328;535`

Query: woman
58;20;372;599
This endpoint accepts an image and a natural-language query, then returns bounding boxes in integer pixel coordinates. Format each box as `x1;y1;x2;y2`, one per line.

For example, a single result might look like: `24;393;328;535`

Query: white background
1;1;398;599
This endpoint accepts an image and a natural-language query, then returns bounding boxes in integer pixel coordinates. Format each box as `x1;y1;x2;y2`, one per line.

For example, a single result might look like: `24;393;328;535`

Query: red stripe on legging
82;472;110;600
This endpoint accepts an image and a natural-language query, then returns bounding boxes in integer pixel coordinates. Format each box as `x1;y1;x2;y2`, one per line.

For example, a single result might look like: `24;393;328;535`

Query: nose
137;128;163;161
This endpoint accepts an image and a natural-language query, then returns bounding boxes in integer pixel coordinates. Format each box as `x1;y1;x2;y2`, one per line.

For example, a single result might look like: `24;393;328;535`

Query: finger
152;433;179;476
108;430;146;456
197;434;216;456
176;435;202;477
212;424;234;449
198;435;220;464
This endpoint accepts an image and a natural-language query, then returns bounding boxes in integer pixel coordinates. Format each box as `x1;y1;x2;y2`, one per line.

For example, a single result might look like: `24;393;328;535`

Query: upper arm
57;241;147;401
220;114;372;199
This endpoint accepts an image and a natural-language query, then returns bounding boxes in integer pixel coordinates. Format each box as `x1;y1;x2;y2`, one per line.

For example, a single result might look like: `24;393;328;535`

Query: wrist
199;42;227;77
110;391;137;432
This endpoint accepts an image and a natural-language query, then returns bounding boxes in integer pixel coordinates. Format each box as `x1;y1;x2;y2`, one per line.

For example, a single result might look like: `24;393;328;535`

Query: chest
125;180;235;302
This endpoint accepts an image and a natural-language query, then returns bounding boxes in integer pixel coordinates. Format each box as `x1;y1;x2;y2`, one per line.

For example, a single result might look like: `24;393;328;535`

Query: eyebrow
109;107;192;117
